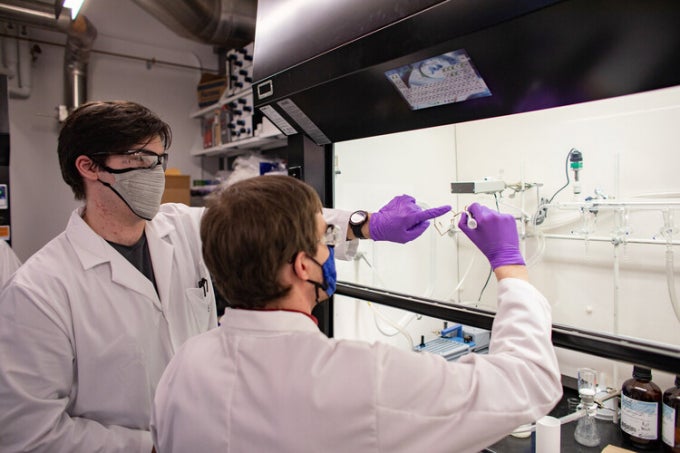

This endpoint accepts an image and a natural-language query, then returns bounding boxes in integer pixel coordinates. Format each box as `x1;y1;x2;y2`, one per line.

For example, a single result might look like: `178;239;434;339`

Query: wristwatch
349;210;369;239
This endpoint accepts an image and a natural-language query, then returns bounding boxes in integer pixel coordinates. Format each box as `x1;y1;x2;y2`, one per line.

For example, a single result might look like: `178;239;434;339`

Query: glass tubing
540;200;680;246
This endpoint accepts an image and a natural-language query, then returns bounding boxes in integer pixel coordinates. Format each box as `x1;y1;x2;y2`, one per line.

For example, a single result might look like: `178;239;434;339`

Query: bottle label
621;394;659;439
663;402;677;447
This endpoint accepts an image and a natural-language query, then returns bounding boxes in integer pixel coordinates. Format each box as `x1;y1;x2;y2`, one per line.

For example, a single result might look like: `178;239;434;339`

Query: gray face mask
99;165;166;220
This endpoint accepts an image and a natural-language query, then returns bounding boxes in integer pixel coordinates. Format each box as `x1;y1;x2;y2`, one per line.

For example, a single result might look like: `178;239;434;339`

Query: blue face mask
307;246;337;303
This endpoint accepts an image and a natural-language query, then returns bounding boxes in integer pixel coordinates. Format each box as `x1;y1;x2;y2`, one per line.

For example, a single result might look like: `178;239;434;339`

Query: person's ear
291;251;313;281
75;155;100;181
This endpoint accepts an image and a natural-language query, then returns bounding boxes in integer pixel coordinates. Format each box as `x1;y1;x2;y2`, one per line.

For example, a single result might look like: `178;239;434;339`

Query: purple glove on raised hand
369;195;451;244
458;203;525;269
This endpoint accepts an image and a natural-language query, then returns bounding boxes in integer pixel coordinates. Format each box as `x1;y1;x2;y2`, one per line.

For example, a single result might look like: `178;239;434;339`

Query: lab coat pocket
185;286;213;334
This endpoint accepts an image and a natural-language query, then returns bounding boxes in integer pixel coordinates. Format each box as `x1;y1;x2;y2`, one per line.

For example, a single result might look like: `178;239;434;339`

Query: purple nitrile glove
369;195;451;244
458;202;526;269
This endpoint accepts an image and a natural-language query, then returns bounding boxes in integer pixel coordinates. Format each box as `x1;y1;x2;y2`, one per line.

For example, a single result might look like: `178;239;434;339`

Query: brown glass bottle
620;366;662;450
663;375;680;453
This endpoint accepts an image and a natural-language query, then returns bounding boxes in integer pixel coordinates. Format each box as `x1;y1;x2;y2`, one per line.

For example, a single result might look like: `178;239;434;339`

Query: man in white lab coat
0;101;450;453
0;239;21;287
151;175;563;453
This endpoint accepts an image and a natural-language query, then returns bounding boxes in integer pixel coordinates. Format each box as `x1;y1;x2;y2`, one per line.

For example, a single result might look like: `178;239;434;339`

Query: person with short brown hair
151;175;562;453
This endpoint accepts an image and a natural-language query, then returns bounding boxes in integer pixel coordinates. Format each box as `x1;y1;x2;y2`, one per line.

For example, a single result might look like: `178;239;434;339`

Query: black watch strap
350;223;365;239
349;210;368;239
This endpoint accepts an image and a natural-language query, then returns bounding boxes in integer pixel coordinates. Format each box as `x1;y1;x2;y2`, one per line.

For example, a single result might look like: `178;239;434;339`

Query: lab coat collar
143;213;175;307
143;207;176;239
247;307;318;325
65;208;175;307
220;307;321;334
65;208;120;270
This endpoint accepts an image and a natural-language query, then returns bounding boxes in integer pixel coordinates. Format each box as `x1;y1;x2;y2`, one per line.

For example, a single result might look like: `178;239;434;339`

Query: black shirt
107;231;158;294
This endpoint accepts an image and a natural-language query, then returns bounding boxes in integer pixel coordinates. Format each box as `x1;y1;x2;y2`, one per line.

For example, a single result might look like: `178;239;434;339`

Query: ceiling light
63;0;85;19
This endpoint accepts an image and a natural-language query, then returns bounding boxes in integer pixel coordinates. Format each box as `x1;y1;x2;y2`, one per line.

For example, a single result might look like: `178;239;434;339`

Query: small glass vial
663;375;680;452
621;366;662;450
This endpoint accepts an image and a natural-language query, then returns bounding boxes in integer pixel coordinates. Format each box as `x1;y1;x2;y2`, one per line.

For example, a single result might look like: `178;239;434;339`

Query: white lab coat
151;278;563;453
0;239;21;288
0;203;354;453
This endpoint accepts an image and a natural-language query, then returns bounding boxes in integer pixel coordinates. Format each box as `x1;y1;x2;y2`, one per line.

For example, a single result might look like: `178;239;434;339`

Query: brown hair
201;175;323;309
58;100;172;200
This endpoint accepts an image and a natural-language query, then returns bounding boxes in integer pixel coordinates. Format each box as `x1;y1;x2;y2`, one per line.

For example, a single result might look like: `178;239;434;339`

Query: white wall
334;85;680;391
5;0;219;262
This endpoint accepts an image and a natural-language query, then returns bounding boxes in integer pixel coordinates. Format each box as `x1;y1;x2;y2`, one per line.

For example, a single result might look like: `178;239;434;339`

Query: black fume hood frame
337;282;680;375
253;0;680;144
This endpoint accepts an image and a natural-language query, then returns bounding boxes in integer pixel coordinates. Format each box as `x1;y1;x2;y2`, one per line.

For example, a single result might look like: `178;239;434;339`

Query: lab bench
486;387;665;453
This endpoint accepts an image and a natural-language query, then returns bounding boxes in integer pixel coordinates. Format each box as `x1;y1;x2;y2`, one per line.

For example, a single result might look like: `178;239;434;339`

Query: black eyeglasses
320;224;342;247
90;149;169;173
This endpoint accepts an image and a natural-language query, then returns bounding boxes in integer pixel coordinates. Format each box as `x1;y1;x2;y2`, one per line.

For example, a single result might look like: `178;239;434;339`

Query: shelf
190;88;253;118
191;85;281;157
191;131;287;157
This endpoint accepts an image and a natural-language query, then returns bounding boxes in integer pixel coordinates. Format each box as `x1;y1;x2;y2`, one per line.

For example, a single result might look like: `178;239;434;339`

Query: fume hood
251;0;680;374
253;0;680;145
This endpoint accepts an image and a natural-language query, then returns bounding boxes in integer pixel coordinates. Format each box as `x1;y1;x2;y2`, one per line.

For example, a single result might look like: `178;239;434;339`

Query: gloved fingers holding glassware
458;202;527;279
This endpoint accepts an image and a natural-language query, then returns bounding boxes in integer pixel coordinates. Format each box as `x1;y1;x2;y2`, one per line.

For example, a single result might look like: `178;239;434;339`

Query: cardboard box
197;73;227;107
601;447;635;453
162;174;190;206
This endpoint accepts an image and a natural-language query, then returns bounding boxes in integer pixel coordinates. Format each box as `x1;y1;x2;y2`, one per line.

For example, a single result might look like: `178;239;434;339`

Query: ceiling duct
0;0;96;115
131;0;256;49
252;0;680;145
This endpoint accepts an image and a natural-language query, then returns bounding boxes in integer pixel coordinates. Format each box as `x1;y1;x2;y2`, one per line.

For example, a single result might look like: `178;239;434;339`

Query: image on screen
385;49;491;110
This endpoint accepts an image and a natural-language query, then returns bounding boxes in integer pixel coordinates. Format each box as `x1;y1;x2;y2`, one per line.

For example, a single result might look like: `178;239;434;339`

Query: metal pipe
553;200;680;210
0;0;70;31
63;14;96;113
0;32;218;73
0;0;96;114
540;233;680;247
0;22;32;98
